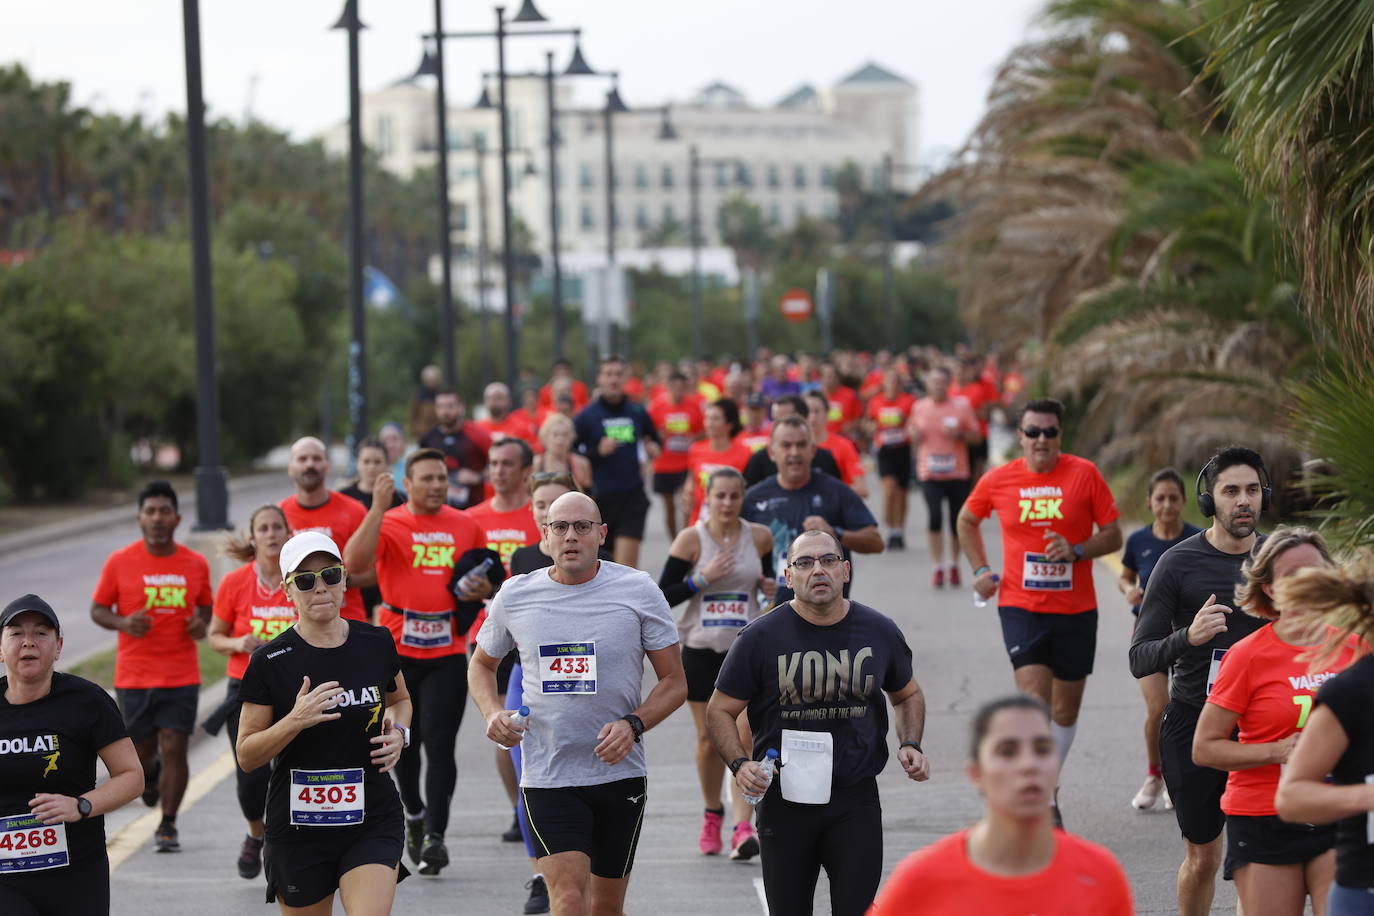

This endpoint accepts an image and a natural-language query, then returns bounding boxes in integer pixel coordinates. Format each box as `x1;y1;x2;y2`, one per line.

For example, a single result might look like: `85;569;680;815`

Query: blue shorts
996;607;1097;681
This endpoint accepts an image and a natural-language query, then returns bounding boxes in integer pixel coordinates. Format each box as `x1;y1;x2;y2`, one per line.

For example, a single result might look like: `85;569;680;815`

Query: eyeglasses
285;565;345;591
1020;426;1060;439
789;554;843;571
544;519;599;536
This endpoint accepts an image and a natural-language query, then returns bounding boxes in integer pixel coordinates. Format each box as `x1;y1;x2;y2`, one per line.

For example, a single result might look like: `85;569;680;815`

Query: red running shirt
963;455;1119;614
1208;623;1361;816
477;412;540;451
374;504;485;659
278;493;369;622
735;428;771;454
92;541;214;689
867;393;915;448
869;828;1133;916
818;433;864;486
649;396;705;474
824;386;863;435
212;562;296;681
464;501;541;574
685;438;753;524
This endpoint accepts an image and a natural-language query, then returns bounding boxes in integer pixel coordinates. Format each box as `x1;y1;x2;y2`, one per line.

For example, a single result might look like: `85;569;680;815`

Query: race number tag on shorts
539;642;597;694
0;814;68;873
290;769;365;826
402;609;453;650
1206;648;1227;696
926;453;957;475
1022;553;1073;591
780;729;833;805
879;427;906;447
666;435;692;454
701;593;750;629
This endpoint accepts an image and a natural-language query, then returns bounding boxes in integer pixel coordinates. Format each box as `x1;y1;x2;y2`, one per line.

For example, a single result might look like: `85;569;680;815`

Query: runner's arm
1076;519;1123;558
89;601;130;633
467;646;505;724
888;677;931;781
236;676;347;772
955;506;988;571
1276;704;1370;824
343;499;386;576
705;689;751;764
1128;561;1190;679
629;643;688;731
1193;702;1294;770
28;737;144;826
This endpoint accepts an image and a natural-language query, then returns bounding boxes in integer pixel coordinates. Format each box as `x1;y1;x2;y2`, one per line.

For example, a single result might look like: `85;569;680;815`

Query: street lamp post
544;51;565;360
680;131;749;363
430;2;456;384
182;0;228;530
333;0;368;456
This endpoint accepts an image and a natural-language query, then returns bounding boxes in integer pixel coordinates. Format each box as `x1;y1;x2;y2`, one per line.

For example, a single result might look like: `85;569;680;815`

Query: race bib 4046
539;642;597;694
0;814;68;873
702;593;750;628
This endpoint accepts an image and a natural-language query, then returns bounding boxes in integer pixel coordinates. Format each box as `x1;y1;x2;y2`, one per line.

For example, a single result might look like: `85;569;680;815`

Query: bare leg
688;701;724;810
541;850;593;916
1306;849;1335;916
1232;862;1308;916
337;862;400;916
158;728;190;819
1139;672;1168;769
661;493;679;540
926;530;944;571
1178;835;1224;916
497;744;518;807
613;536;641;570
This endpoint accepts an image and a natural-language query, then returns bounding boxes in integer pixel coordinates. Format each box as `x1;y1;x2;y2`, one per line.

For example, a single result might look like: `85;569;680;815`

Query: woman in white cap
0;594;143;915
235;532;413;915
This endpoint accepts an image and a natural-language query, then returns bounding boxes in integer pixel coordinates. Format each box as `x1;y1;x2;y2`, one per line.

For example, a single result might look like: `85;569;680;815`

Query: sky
4;1;1045;166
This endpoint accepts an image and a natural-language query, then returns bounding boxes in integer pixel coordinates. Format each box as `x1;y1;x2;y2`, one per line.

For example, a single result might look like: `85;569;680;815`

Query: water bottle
456;557;495;599
496;705;530;750
743;749;779;806
973;574;1000;608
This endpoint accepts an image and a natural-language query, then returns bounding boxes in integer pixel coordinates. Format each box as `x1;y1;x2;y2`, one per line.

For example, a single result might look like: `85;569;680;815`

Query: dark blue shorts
996;607;1098;681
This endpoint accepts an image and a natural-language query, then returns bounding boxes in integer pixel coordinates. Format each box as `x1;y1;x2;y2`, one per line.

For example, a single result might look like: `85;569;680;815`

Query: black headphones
1195;456;1272;518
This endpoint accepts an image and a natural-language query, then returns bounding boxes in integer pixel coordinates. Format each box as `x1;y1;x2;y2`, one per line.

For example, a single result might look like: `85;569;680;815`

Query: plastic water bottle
973;574;1000;608
456;557;495;599
743;749;779;806
496;705;530;750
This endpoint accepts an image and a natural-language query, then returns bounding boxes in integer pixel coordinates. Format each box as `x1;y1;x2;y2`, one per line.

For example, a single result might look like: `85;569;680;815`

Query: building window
635;204;649;230
767;165;780;189
715;162;729;189
455;203;469;231
793;164;807;188
579;163;594;190
820;165;834;188
580;203;595;229
661;164;674;189
768;203;781;225
634;164;649;189
737;164;753;188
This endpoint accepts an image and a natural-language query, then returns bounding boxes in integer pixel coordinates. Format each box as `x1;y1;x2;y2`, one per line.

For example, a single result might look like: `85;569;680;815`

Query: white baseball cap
280;531;343;578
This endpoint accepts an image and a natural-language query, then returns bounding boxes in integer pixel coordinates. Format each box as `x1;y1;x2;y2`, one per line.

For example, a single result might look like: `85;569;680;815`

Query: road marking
753;877;769;914
1099;552;1123;575
108;748;236;872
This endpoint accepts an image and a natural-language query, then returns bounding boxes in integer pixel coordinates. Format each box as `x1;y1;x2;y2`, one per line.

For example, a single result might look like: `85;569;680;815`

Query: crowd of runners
4;345;1374;915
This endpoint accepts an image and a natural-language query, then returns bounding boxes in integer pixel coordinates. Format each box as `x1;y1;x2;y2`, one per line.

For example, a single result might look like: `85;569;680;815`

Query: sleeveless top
681;519;763;653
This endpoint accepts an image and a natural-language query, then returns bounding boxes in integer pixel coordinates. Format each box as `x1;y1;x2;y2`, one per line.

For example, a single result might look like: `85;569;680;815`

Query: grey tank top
681;519;762;653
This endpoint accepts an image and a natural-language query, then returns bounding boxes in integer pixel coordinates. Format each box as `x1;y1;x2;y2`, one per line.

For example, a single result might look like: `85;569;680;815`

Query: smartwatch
394;724;411;749
1073;543;1086;560
622;714;645;743
899;740;924;755
76;796;93;819
728;756;749;776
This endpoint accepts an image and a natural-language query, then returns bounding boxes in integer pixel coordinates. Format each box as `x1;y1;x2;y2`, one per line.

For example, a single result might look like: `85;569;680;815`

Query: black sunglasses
286;565;345;591
1020;426;1060;439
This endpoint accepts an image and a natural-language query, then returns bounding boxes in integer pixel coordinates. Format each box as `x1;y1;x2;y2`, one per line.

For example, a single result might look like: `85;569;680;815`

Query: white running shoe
1132;774;1164;810
1163;783;1174;810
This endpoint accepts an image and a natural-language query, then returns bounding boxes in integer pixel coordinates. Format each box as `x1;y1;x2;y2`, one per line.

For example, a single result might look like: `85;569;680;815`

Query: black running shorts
116;685;199;742
1224;813;1335;880
522;776;648;879
996;607;1097;681
682;645;728;703
263;817;407;907
1158;699;1228;845
595;488;650;543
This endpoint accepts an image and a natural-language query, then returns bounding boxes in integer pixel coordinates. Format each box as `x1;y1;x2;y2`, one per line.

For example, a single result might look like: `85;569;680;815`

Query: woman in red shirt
864;368;916;550
1194;527;1351;916
205;504;296;881
684;399;751;526
871;695;1132;915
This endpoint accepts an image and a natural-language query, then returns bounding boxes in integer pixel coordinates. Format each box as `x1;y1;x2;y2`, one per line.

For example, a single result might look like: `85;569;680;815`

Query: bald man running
470;492;687;916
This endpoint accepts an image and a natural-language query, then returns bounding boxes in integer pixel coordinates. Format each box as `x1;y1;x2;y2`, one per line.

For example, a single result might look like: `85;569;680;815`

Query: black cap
1;595;60;634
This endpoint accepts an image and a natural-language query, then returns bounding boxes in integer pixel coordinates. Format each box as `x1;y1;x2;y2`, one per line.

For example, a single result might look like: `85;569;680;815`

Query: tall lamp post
414;4;456;385
182;0;227;530
333;0;368;453
880;154;925;340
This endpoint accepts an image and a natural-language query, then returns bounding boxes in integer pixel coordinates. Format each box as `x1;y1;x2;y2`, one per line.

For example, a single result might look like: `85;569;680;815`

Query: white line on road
107;748;236;871
753;877;769;914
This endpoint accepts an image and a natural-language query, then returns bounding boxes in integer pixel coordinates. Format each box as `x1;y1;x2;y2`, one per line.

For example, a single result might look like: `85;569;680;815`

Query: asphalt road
7;453;1239;914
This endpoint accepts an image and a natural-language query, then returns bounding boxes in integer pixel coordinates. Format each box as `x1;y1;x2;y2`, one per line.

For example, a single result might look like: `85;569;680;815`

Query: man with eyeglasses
743;416;882;605
469;491;686;916
344;448;498;876
956;397;1122;826
706;528;930;916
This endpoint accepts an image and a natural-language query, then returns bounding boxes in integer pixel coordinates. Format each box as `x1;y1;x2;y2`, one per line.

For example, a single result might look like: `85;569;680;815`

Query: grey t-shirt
477;560;679;788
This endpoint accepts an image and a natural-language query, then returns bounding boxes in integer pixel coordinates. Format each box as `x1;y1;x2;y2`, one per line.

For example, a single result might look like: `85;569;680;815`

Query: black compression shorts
596;488;650;544
522;776;648;879
681;645;728;703
651;469;689;496
1224;814;1335;880
1159;699;1228;845
876;445;912;486
264;817;407;907
920;478;971;532
996;607;1097;681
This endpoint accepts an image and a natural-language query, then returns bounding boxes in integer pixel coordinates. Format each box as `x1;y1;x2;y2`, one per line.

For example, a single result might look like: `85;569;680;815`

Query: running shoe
887;533;906;550
729;821;759;861
1163;784;1174;810
154;821;180;853
418;832;449;875
502;809;524;843
141;757;161;807
1132;774;1164;810
932;568;945;589
405;813;425;865
948;566;961;587
523;875;550;915
237;834;264;879
698;809;724;855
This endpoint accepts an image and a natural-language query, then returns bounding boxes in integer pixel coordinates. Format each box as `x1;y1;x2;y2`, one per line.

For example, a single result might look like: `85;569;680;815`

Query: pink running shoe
948;566;962;587
698;809;723;855
730;821;759;861
932;568;946;589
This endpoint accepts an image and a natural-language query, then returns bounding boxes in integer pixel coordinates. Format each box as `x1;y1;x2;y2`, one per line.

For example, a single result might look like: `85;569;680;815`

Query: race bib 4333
539;642;597;694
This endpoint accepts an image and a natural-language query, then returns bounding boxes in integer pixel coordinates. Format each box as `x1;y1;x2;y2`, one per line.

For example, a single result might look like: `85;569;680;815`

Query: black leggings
225;679;271;824
921;478;971;533
0;849;110;915
397;654;469;835
756;777;883;916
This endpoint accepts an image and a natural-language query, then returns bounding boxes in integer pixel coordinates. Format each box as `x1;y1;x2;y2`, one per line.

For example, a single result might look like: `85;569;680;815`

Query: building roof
776;84;820;109
835;62;914;87
692;81;748;109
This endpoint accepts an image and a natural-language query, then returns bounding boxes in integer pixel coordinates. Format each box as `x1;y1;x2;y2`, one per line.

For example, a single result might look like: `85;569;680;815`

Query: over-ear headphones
1195;456;1272;518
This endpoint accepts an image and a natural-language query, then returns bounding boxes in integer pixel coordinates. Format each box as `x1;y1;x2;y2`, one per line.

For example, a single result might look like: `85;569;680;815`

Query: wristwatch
76;796;92;819
622;714;645;743
394;724;411;749
728;756;749;776
1072;543;1086;560
899;740;924;755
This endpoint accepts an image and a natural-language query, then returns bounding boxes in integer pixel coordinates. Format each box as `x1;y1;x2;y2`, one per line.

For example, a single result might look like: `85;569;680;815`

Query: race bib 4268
0;814;68;873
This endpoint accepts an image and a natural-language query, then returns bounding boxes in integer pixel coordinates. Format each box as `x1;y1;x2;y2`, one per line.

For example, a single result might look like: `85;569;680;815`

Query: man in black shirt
418;388;492;510
706;529;929;916
742;395;842;487
1129;445;1269;916
743;417;881;604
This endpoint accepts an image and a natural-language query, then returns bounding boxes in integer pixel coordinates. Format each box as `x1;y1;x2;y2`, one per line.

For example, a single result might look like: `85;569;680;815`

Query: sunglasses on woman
285;565;345;591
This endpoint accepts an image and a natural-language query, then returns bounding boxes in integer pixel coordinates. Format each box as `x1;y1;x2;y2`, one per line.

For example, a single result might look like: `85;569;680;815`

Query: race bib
665;435;692;454
701;592;750;628
1206;648;1227;696
780;729;833;805
402;608;453;649
926;453;957;475
1022;553;1072;591
0;814;68;873
879;428;907;447
290;768;365;826
539;642;597;694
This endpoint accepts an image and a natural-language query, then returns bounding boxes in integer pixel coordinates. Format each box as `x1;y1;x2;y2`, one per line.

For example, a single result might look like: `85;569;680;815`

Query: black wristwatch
76;796;92;819
899;740;924;755
728;756;749;776
622;714;645;743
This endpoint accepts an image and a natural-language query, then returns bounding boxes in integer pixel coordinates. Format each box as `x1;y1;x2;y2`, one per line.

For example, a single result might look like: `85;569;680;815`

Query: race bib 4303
0;814;68;873
539;642;597;694
290;769;365;826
